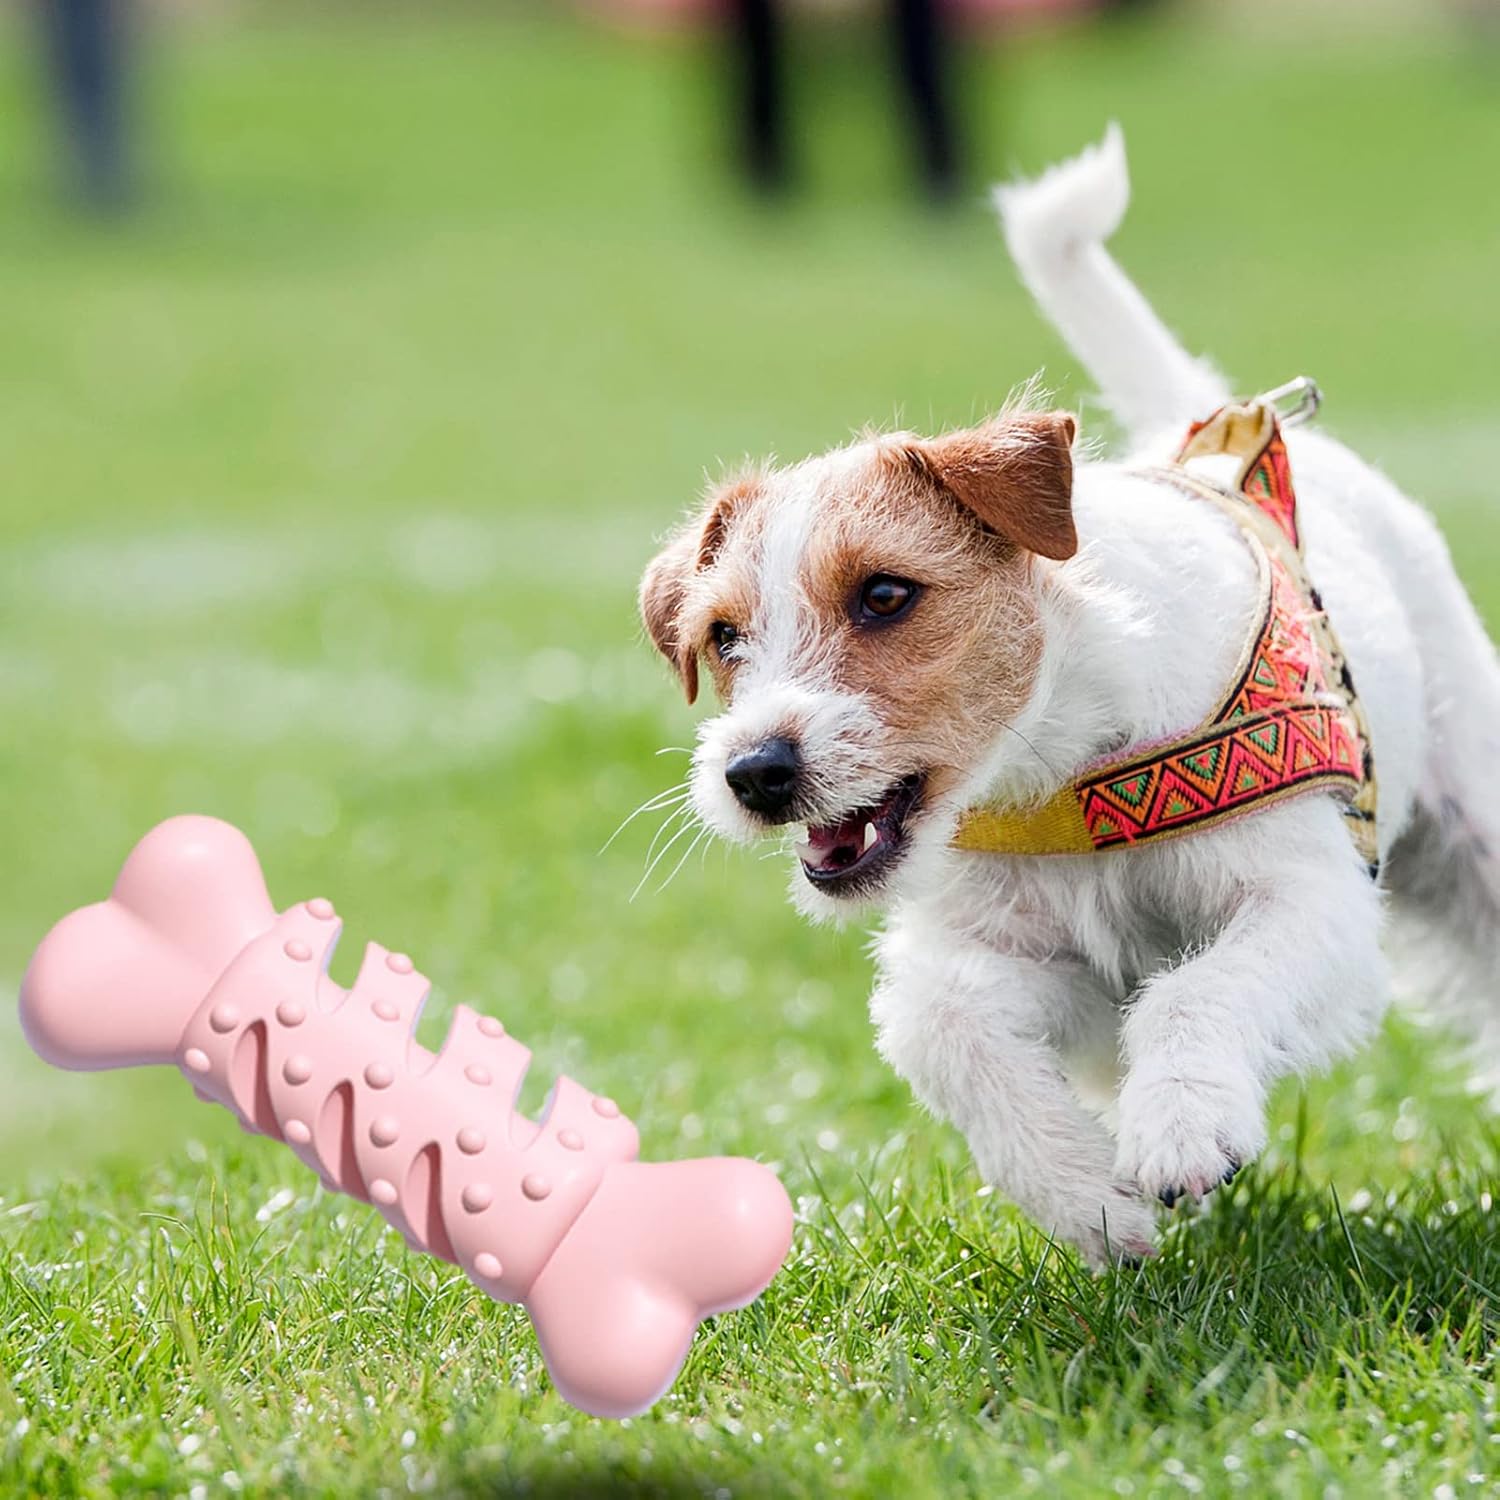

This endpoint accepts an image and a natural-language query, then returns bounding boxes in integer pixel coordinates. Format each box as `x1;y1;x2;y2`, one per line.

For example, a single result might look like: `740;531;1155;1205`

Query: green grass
2;6;1499;1495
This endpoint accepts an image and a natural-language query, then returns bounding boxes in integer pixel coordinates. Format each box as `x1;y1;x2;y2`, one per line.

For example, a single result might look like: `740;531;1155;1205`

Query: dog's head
639;410;1077;915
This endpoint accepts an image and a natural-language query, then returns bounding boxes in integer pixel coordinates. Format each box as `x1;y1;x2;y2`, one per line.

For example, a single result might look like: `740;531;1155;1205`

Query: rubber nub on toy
19;816;794;1418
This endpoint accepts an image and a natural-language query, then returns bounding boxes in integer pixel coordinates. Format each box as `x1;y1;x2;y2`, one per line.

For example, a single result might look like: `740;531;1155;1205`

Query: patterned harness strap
952;390;1380;876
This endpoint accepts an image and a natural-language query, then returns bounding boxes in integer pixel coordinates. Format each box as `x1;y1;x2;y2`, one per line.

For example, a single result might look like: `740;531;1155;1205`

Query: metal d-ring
1259;375;1323;428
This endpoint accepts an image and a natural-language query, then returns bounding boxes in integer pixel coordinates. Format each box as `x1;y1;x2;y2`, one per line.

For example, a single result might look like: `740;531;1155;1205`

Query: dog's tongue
796;815;876;873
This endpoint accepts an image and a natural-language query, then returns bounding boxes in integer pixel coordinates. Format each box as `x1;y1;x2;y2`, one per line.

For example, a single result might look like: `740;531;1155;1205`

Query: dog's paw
1048;1180;1159;1270
1115;1068;1265;1209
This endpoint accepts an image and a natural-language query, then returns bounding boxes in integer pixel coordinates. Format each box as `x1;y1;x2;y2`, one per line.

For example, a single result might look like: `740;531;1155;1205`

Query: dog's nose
725;738;801;819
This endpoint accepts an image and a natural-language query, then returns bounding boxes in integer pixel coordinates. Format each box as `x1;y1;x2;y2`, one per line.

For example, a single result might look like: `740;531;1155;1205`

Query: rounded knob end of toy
524;1156;794;1418
18;816;277;1072
20;901;206;1070
109;816;277;979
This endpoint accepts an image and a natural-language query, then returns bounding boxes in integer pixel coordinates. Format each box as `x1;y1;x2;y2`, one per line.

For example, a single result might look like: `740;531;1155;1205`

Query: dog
637;126;1500;1264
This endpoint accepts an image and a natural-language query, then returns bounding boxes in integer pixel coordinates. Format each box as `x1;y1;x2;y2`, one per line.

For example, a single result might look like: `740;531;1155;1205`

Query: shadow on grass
778;1117;1500;1433
446;1461;777;1499
949;1135;1500;1421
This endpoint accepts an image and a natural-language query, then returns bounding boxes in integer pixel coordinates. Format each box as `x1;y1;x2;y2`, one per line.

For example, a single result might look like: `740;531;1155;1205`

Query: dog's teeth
861;822;878;853
794;841;818;865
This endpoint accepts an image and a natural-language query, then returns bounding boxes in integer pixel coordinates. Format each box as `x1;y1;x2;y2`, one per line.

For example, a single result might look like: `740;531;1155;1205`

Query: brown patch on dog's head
892;411;1078;561
640;406;1080;902
639;528;701;702
639;469;767;704
696;472;763;570
788;412;1078;803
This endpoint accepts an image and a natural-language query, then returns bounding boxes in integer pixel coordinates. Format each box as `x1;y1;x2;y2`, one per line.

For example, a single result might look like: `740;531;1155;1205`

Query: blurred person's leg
888;0;961;200
40;0;130;209
729;0;790;192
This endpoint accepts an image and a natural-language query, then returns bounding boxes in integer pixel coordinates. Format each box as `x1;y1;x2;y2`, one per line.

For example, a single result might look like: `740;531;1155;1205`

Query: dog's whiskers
643;800;695;866
630;813;706;902
654;824;715;895
600;781;692;853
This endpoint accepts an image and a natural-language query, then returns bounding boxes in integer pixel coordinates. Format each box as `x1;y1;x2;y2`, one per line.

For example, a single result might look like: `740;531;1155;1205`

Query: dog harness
952;381;1380;876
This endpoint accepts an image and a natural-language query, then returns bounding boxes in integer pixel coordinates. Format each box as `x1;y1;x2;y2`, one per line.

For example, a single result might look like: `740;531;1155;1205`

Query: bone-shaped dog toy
19;816;794;1418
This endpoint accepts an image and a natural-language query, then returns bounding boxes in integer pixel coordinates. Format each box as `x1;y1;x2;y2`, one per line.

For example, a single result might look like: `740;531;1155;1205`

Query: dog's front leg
1115;831;1388;1206
871;920;1155;1267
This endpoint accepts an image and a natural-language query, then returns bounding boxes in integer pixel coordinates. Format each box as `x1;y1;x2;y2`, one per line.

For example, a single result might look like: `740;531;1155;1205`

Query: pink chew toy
19;816;794;1419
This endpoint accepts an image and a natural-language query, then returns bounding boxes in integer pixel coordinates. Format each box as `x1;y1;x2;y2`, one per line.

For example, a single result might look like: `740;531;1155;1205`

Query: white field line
0;422;1491;754
1;509;654;621
0;510;673;751
0;636;660;754
5;420;1491;626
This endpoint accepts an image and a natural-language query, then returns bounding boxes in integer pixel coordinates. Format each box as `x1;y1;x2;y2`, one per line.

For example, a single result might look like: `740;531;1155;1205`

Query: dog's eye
857;575;919;623
710;620;739;658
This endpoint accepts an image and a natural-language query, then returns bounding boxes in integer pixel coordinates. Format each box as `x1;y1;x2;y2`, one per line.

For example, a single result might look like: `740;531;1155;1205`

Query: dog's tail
993;124;1230;440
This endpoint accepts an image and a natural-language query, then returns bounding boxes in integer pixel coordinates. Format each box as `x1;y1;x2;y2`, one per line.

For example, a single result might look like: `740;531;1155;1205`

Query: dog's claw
1158;1158;1240;1210
1116;1069;1265;1212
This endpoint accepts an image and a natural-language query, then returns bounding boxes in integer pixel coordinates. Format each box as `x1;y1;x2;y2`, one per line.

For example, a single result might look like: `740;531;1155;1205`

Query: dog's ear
640;474;765;705
693;472;760;572
639;529;700;704
897;412;1078;561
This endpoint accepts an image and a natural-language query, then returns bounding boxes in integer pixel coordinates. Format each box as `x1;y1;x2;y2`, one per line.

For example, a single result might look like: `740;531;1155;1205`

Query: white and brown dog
638;127;1500;1263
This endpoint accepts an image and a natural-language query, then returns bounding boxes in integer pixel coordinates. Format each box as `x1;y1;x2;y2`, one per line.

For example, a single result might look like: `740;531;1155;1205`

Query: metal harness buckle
1259;375;1322;429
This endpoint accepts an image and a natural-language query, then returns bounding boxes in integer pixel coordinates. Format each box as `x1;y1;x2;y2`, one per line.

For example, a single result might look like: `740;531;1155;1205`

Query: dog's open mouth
795;773;925;895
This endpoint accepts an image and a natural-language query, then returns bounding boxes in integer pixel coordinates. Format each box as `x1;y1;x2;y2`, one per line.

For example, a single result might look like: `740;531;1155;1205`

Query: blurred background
1;0;1498;1191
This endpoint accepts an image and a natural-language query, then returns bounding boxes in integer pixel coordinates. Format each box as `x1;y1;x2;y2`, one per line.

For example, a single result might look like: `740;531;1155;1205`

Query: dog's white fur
670;128;1500;1264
